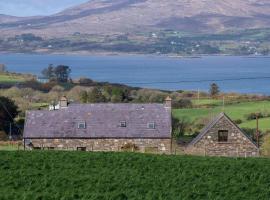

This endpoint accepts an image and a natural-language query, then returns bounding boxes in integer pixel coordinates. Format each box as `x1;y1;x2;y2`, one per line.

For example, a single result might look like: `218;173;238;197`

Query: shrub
245;112;264;120
234;119;243;124
172;99;192;109
172;116;192;139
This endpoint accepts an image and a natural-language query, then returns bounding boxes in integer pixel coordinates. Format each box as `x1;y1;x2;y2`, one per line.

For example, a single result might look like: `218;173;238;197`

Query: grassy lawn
239;118;270;130
0;73;26;84
191;99;223;106
173;100;270;131
1;151;270;199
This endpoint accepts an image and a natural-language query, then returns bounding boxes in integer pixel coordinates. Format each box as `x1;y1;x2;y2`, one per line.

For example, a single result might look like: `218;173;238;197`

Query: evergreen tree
209;83;220;97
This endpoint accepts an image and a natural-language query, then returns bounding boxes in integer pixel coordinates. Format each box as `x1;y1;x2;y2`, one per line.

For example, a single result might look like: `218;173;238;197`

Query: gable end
189;113;259;149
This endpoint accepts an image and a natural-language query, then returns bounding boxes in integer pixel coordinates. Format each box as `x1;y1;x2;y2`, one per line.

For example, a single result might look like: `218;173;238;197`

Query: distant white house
37;77;50;83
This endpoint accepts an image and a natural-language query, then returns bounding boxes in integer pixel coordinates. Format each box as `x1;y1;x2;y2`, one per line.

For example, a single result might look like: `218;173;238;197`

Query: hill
0;151;270;199
1;0;270;37
1;0;270;55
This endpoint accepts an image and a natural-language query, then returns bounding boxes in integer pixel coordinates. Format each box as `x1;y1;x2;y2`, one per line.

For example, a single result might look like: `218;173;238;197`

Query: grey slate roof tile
24;103;171;139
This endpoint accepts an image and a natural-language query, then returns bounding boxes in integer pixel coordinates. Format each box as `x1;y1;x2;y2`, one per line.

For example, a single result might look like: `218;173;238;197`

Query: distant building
185;113;259;157
23;97;172;154
37;77;50;84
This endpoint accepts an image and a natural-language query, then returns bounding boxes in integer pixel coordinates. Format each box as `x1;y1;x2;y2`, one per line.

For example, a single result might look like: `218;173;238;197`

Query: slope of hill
0;14;21;23
1;0;270;37
0;151;270;199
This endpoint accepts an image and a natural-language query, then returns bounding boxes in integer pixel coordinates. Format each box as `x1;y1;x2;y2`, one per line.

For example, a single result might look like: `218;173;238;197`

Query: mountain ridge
0;0;270;38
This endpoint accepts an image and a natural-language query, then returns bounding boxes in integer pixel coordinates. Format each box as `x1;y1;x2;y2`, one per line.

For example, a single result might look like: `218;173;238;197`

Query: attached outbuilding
185;113;259;157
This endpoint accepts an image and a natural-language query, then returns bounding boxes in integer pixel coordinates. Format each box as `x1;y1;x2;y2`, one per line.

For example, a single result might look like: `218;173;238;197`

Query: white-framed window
120;121;127;128
78;121;86;129
147;122;156;129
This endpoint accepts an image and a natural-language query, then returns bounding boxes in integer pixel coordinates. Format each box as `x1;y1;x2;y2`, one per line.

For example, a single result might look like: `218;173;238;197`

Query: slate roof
188;113;258;148
23;103;171;139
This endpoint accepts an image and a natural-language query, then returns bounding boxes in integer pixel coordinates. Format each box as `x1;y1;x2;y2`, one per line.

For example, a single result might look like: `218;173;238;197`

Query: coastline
0;50;269;59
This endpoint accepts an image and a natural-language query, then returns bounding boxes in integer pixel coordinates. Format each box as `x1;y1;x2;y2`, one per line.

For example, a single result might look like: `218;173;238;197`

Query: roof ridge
69;103;164;106
188;112;226;146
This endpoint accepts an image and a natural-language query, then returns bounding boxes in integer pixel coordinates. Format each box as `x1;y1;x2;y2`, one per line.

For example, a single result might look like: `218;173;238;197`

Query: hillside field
1;151;270;200
173;100;270;132
0;73;28;84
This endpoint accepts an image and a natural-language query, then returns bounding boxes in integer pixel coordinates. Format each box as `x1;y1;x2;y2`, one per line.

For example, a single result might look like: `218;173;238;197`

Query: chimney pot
59;96;68;109
165;96;172;108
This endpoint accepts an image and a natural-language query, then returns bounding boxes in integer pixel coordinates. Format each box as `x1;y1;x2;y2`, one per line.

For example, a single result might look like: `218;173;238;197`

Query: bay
0;54;270;94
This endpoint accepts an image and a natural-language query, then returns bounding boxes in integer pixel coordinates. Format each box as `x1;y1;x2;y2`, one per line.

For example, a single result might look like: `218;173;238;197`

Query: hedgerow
0;151;270;200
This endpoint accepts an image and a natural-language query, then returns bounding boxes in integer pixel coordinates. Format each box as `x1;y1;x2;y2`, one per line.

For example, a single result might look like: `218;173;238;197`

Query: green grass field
173;100;270;132
0;151;270;200
0;144;22;151
0;73;26;84
191;99;223;106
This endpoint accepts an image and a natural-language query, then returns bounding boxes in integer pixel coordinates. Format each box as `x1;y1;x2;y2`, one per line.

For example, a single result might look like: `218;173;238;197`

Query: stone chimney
164;96;172;109
59;96;68;109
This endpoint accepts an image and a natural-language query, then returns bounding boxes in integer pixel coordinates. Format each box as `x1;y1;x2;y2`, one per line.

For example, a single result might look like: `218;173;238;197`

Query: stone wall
185;116;259;157
27;138;172;154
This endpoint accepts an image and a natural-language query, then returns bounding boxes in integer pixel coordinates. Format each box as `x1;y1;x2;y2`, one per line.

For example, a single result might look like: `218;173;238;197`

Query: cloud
0;0;89;16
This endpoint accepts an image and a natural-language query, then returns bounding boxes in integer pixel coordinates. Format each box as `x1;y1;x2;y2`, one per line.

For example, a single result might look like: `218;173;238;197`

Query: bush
245;112;264;120
172;99;192;109
234;119;243;124
172;116;192;139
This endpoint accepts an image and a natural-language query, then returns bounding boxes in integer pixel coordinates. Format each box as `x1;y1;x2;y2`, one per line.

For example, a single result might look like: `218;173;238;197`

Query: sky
0;0;89;17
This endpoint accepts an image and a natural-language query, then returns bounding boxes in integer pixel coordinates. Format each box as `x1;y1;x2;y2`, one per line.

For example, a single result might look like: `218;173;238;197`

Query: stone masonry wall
28;138;172;154
185;116;259;157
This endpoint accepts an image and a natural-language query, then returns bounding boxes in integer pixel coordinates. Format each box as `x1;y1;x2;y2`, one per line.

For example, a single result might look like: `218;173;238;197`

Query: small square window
120;121;126;128
218;130;228;142
148;122;156;129
78;121;86;129
77;147;86;151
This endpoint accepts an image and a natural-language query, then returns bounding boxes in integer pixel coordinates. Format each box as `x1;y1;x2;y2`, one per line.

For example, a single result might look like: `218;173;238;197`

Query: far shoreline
0;50;269;59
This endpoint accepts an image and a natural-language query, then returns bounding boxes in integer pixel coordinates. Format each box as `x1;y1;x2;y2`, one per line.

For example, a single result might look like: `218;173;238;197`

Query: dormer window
120;121;127;128
147;122;156;129
78;121;86;129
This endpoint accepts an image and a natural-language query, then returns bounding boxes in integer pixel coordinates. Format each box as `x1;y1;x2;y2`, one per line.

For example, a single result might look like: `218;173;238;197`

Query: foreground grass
1;151;270;200
173;100;270;131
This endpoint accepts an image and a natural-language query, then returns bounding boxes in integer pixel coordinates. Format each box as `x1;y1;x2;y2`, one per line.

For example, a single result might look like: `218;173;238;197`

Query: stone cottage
185;113;259;157
23;97;172;154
